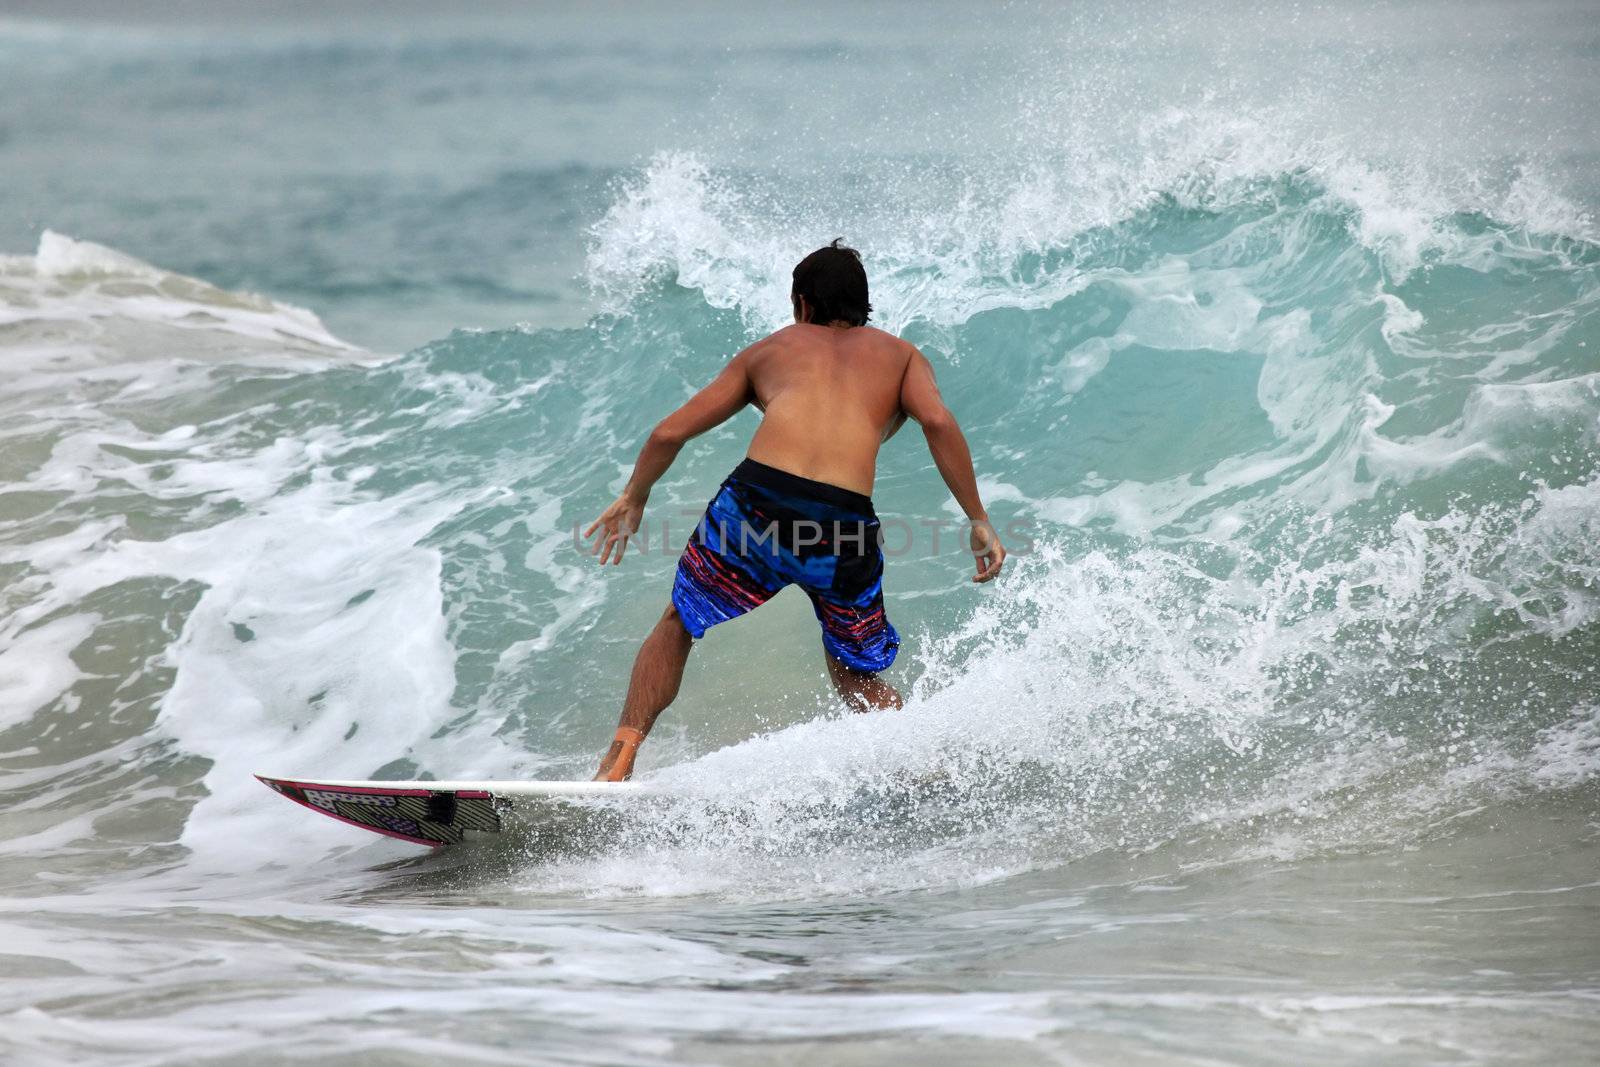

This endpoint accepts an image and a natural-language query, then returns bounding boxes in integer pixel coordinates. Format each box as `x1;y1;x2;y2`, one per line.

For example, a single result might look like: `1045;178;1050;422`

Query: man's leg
825;651;903;712
593;604;694;781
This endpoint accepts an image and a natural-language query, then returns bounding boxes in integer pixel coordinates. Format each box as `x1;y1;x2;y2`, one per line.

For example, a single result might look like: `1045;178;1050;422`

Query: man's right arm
585;345;756;564
899;347;1005;582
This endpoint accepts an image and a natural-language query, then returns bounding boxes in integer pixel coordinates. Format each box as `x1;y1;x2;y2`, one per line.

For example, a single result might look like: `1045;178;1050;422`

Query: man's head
791;239;871;327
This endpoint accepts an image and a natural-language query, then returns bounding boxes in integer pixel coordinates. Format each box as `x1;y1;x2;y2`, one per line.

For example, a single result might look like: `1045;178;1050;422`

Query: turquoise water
2;3;1599;1064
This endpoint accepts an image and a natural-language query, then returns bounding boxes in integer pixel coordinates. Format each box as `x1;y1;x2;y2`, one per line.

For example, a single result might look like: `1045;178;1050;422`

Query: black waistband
729;458;876;515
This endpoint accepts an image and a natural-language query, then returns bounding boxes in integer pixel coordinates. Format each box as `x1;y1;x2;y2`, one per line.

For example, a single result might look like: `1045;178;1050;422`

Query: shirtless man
585;240;1004;781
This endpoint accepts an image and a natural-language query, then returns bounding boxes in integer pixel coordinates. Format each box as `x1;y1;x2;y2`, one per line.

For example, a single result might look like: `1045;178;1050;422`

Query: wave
587;114;1596;338
0;231;360;382
1;144;1597;898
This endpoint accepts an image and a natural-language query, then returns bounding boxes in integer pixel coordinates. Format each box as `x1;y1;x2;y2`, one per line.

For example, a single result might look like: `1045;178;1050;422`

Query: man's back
744;323;912;496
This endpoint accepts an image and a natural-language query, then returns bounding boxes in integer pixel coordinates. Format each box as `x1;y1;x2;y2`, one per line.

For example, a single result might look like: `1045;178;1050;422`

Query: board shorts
671;458;900;673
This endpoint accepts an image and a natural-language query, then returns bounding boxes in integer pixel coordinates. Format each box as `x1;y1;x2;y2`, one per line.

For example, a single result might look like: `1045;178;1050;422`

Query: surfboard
255;773;646;848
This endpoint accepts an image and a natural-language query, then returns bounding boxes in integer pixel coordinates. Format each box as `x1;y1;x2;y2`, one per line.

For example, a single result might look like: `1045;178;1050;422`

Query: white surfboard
255;773;647;848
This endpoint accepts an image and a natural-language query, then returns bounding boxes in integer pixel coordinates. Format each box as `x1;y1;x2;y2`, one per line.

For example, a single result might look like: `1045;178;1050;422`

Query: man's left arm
585;349;756;564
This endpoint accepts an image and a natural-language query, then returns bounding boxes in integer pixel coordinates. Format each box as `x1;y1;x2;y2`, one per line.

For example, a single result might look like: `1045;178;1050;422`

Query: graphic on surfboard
255;774;641;847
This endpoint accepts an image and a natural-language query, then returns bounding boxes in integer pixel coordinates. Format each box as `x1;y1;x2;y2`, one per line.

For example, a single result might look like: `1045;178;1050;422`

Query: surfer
585;240;1005;780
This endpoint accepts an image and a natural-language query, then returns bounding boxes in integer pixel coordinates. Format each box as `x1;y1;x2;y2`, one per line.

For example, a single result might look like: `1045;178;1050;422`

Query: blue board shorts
671;458;900;673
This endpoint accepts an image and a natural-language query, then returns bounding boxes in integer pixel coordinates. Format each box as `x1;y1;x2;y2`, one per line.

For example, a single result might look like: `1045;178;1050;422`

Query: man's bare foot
592;727;643;781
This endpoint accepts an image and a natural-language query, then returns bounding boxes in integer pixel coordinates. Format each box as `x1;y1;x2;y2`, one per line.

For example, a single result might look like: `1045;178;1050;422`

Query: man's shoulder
859;327;918;369
760;323;906;340
855;325;910;348
759;323;808;344
750;324;912;362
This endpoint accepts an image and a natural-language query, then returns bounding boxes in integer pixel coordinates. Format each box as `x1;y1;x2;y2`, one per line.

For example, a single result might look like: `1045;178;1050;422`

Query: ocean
2;1;1598;1063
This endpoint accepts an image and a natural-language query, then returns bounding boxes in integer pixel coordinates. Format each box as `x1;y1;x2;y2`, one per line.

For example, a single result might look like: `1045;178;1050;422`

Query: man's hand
970;519;1006;583
585;493;645;565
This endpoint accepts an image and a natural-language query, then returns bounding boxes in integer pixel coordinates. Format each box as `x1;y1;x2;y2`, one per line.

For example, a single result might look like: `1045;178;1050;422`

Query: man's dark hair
791;239;871;327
